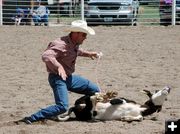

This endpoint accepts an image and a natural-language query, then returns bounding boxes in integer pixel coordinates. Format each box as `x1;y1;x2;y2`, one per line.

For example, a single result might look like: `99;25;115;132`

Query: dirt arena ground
0;25;180;134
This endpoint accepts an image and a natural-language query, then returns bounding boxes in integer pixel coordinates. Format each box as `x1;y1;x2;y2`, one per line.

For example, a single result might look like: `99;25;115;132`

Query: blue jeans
32;14;49;26
29;73;100;121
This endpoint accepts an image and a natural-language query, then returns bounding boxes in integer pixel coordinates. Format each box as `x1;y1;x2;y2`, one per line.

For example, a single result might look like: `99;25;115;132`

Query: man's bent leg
67;75;100;95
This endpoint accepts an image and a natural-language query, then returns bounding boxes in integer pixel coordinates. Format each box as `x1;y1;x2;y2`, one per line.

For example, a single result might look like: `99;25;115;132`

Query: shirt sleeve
77;48;88;56
42;41;66;70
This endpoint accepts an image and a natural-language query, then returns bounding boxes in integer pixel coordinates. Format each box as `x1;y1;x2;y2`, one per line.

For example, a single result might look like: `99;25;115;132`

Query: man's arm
78;49;100;60
42;49;67;80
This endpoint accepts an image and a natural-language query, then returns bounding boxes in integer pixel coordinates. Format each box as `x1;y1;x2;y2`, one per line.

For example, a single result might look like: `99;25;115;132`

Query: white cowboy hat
64;20;95;35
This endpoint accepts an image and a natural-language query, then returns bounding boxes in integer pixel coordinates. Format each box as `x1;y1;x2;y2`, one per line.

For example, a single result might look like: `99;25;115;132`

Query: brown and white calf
57;86;171;122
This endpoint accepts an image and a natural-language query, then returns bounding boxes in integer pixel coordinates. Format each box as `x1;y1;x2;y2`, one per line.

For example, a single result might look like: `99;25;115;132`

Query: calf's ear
142;90;152;98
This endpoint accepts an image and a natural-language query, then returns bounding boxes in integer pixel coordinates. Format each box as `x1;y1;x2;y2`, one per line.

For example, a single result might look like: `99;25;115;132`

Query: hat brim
64;26;95;35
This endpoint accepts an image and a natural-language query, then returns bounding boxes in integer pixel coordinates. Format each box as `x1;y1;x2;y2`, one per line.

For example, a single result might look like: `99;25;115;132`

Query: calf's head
142;86;171;116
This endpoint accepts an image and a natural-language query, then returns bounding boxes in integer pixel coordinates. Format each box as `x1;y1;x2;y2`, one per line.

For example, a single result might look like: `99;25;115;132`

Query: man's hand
89;52;103;60
58;66;67;80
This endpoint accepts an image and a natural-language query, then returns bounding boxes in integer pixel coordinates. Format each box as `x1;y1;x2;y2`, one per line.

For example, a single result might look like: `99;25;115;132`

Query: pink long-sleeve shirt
42;35;85;76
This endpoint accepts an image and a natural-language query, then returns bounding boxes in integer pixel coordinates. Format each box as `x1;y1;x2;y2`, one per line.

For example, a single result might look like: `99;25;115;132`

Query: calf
57;86;171;122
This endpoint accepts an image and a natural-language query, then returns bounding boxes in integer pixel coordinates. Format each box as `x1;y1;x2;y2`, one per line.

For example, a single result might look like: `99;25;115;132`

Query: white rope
95;52;103;92
76;52;103;92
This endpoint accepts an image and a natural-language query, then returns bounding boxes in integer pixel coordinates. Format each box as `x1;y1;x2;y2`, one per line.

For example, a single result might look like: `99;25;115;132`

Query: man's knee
89;82;100;93
96;87;101;93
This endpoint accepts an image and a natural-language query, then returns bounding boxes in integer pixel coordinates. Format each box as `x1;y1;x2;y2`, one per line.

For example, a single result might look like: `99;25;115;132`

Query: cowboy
18;20;100;124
